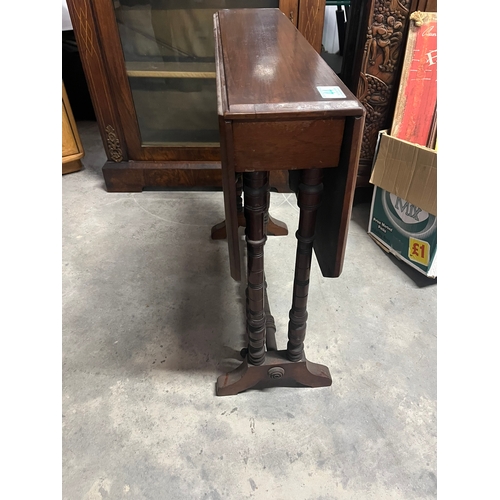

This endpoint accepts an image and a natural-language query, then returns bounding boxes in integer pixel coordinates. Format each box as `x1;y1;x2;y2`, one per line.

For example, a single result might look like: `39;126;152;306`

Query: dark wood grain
216;350;332;396
340;0;413;187
102;161;222;192
215;8;363;395
66;0;128;163
216;8;364;280
91;0;141;159
68;1;328;191
232;119;345;171
218;9;362;120
269;170;291;192
214;12;241;281
219;121;241;282
313;114;365;277
426;0;437;10
410;0;437;11
103;161;293;193
211;173;289;239
243;171;269;366
287;168;324;361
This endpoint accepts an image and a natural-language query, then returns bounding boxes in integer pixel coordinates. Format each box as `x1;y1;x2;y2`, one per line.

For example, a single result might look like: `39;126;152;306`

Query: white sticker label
317;86;346;99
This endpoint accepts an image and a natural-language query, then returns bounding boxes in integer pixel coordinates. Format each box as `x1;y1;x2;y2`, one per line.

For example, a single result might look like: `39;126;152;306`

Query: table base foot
216;350;332;396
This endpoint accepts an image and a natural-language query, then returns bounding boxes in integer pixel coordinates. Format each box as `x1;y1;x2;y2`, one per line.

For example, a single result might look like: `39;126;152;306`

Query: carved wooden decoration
356;0;411;181
105;125;123;162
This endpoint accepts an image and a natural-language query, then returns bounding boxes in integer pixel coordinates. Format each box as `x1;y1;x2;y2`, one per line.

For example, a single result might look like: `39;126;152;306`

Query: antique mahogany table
214;8;365;396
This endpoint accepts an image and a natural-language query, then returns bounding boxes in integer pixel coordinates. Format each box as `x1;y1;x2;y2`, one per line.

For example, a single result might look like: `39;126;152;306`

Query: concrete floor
63;121;437;500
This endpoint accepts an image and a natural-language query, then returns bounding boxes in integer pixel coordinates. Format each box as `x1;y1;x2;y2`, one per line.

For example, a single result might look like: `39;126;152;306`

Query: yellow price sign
408;237;430;266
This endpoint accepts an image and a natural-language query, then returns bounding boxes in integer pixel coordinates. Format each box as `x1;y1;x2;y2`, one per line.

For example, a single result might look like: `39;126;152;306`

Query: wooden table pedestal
214;9;365;396
216;169;332;396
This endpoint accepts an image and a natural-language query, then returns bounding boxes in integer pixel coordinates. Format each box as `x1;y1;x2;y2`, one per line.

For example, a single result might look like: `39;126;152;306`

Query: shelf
126;61;216;79
136;126;220;147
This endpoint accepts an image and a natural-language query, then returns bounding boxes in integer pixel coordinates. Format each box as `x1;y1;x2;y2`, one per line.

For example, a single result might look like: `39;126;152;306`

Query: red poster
392;14;437;147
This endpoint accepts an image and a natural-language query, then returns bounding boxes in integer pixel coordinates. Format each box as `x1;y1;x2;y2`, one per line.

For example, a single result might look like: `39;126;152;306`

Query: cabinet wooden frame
66;0;326;192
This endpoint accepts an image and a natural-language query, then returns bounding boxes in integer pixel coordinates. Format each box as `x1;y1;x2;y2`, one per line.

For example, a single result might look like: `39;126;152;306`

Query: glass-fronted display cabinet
118;1;281;147
67;0;326;191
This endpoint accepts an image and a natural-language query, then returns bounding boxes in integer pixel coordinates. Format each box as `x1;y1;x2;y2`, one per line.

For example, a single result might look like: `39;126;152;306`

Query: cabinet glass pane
114;0;279;147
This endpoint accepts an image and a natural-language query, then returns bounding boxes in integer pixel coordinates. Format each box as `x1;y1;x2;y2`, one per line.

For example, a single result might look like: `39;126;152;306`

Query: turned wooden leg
287;168;324;362
211;173;288;239
263;190;277;352
243;171;269;366
216;168;332;396
243;275;276;358
264;279;277;351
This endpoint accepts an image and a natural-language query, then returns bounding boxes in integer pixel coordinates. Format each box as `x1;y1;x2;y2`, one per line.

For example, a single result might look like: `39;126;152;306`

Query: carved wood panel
343;0;437;187
356;0;411;174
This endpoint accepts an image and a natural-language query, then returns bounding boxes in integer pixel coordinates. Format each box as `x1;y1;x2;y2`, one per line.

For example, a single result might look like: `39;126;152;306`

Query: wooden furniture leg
241;277;277;358
263;278;277;352
213;9;364;397
243;171;268;366
265;189;289;237
287;168;326;362
211;174;245;239
211;174;288;240
216;169;332;396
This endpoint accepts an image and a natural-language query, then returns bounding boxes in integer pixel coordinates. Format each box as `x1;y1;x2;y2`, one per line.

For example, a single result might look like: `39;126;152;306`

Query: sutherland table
215;9;365;396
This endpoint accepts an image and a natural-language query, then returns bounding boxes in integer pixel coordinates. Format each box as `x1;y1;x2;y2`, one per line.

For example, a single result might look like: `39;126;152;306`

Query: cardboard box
368;131;437;278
